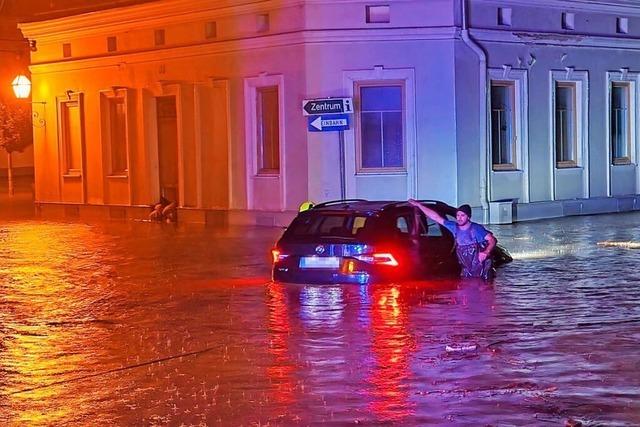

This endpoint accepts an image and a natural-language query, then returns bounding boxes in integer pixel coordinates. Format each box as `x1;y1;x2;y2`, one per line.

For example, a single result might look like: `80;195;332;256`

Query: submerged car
271;199;511;284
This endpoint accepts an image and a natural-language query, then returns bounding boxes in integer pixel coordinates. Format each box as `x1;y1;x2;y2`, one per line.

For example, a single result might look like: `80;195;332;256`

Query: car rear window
286;213;371;238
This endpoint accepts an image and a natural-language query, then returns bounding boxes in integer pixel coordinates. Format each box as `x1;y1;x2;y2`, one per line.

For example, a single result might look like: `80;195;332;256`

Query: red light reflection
266;282;296;405
367;284;416;421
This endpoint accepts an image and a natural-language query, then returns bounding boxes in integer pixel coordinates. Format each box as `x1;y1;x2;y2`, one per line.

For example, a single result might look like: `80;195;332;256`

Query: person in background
149;196;177;223
408;199;497;280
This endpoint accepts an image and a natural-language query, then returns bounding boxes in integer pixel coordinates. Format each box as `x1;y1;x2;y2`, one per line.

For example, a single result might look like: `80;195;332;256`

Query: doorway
156;96;179;203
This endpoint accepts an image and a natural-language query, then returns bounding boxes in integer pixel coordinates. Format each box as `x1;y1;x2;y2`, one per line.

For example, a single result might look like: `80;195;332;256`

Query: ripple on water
0;216;639;426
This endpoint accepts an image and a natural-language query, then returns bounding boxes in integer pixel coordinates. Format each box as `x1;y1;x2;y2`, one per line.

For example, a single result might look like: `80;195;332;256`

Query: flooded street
1;211;640;426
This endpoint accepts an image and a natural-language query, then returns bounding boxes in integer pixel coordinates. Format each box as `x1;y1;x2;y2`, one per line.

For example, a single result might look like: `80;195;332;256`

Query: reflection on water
1;213;640;425
0;223;114;425
299;285;345;328
368;285;415;422
265;282;295;406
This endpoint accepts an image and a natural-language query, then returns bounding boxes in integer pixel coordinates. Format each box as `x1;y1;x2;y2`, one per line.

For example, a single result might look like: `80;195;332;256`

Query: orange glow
342;259;356;273
2;223;110;425
271;248;280;263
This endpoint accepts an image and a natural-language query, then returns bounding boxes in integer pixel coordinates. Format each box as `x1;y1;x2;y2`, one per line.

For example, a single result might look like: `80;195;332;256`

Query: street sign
308;114;350;132
302;98;353;116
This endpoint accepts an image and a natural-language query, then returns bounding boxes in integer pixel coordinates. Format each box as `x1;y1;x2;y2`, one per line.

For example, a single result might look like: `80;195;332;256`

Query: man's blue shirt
443;220;490;246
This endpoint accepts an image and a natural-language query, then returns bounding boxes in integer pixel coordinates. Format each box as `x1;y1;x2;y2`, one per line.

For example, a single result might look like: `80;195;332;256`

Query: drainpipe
459;0;490;223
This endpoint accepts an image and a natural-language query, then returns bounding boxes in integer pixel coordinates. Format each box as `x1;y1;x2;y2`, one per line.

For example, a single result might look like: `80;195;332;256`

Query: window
366;5;390;23
498;7;512;26
101;91;129;175
244;74;285;210
395;215;410;234
256;86;280;173
489;68;528;180
205;21;217;39
287;214;369;237
107;36;117;52
257;13;269;32
491;82;516;170
352;216;367;235
617;17;629;34
562;12;575;30
62;43;72;58
344;68;416;198
611;82;631;164
154;29;165;46
59;97;83;175
606;71;638;168
550;70;588;173
418;215;443;237
357;83;404;171
555;82;577;167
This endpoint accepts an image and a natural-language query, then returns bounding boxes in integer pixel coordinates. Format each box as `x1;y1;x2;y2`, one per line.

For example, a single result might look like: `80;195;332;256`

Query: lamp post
1;74;40;196
12;74;46;128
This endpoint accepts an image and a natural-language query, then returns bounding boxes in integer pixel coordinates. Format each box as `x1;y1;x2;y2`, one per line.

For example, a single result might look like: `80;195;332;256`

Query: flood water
1;212;639;426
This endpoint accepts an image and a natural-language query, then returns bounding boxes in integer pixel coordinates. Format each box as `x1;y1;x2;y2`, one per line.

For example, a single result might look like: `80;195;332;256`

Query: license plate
299;256;340;269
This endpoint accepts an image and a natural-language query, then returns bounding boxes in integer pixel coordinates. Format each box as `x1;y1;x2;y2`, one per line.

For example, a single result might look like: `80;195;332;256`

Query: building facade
18;0;640;225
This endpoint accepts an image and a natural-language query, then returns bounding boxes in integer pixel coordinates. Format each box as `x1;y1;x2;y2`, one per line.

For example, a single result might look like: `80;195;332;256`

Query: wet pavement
1;199;640;426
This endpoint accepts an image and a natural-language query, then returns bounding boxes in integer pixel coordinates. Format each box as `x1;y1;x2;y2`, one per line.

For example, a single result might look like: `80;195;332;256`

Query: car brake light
271;248;289;263
354;253;399;266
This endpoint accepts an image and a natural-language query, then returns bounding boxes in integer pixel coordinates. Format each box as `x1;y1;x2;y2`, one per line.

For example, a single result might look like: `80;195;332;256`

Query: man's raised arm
407;199;446;225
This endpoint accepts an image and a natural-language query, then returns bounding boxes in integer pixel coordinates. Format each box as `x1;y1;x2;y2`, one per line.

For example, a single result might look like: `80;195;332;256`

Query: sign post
338;131;345;199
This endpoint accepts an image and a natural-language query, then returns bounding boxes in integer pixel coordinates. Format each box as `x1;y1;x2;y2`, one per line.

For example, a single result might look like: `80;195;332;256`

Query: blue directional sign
307;114;350;132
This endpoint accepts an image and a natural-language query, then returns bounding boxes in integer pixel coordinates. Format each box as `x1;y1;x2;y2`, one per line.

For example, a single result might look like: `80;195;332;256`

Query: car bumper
273;267;373;284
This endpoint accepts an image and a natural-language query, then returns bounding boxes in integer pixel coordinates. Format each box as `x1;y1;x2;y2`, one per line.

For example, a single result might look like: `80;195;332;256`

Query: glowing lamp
12;75;31;99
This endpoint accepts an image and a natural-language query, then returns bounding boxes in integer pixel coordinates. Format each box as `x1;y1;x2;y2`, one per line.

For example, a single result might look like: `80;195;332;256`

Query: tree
0;102;33;196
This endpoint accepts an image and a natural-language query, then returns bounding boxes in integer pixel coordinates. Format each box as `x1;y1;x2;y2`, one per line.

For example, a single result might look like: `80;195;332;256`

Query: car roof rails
380;200;410;210
312;199;368;209
416;199;444;205
381;200;444;209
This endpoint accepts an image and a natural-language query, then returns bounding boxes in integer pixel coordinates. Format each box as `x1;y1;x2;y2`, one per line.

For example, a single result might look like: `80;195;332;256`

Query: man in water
408;199;497;280
149;196;178;223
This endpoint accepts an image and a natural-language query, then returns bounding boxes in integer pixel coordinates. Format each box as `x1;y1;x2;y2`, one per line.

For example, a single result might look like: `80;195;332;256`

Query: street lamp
12;75;31;99
12;74;46;127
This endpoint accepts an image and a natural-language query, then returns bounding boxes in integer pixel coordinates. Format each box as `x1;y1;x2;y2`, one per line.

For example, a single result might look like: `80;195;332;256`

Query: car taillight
271;248;289;263
354;253;399;266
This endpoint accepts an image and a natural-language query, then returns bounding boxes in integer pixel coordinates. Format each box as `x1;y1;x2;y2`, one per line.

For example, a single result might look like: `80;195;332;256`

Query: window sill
356;170;407;176
62;173;82;179
106;174;129;179
612;159;633;166
555;162;579;169
492;166;521;172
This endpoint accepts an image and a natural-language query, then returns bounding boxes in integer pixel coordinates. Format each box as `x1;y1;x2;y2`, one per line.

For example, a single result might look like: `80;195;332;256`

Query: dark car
271;199;511;284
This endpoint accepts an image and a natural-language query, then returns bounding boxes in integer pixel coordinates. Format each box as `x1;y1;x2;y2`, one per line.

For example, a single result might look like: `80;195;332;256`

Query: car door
384;208;421;274
413;209;457;275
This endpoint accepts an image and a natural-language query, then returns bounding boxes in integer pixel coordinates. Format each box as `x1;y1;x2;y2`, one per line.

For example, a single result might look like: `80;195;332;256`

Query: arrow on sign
307;114;350;132
310;116;323;130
